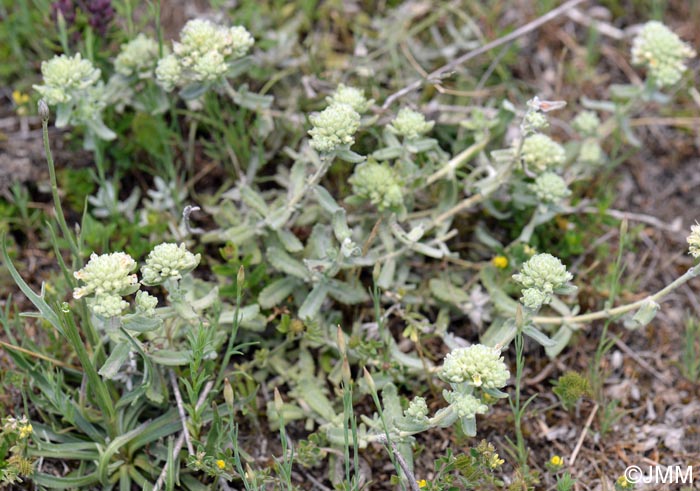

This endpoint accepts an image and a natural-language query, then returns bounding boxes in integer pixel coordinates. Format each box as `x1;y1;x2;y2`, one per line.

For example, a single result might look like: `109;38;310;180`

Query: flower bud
223;378;234;409
38;99;50;121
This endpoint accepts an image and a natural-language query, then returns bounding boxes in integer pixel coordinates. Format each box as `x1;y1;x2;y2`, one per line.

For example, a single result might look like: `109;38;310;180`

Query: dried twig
169;369;194;455
153;380;215;491
569;402;598;465
382;0;588;109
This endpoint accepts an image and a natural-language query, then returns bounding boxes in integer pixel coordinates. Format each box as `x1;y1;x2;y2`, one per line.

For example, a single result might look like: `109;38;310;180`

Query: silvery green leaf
289;161;307;196
267;247;310;280
483;387;509;399
219;304;263;325
406;138;437;153
460;415;477;437
149;349;191;366
275;228;304;253
523;324;556;347
371;146;403;160
409;242;444;258
624;299;659;330
554;284;578;296
331;209;351;242
389;339;433;370
340;238;361;258
231;84;274;109
98;342;131;379
86;119;116;141
294;376;337;422
179;83;208;100
55;103;72;128
480;268;518;316
122;313;162;333
474;226;503;252
240;185;269;215
298;283;329;320
225;56;253;78
190;285;219;311
380;383;402;423
609;84;641;100
429;279;471;305
335;148;366;163
313;185;342;213
620;117;642;147
430;406;457;428
266;401;306;430
258;277;300;308
377;258;396;289
220;223;257;244
480;318;517;348
326;279;368;304
581;96;617;113
545;323;574;358
406;224;425;242
265;206;293;229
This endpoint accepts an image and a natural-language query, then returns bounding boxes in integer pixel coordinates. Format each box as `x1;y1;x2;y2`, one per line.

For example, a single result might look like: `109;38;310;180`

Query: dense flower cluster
73;252;138;318
73;252;138;299
442;391;488;419
308;103;360;153
326;84;373;114
141;243;201;286
687;222;700;258
440;344;509;389
115;34;160;78
520;134;566;172
33;53;101;105
530;172;571;204
631;21;696;87
349;161;403;212
404;396;429;422
135;291;158;316
387;108;434;140
513;253;573;310
572;111;600;137
156;19;254;90
578;139;604;165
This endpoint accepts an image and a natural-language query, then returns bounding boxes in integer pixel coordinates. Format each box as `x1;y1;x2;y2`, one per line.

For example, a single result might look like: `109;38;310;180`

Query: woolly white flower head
33;53;101;105
326;84;373;114
308;103;360;153
687;222;700;258
572;111;600;137
443;391;488;419
135;291;158;316
90;294;129;318
578;138;604;165
387;108;434;140
115;34;160;78
513;253;573;310
530;172;571;204
440;344;509;389
520;134;566;172
349;161;403;212
141;243;201;286
404;396;429;422
155;55;182;92
631;21;696;87
73;252;138;299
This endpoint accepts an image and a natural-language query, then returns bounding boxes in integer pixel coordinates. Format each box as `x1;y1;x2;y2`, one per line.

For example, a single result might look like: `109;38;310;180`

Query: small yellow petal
417;480;427;488
492;256;508;269
216;459;226;470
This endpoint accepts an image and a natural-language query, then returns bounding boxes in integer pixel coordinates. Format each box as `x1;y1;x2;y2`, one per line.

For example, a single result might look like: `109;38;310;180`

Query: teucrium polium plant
6;7;700;489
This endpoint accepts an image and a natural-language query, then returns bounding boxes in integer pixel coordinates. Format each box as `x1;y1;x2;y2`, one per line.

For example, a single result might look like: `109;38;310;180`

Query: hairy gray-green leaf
267;246;310;280
258;277;300;309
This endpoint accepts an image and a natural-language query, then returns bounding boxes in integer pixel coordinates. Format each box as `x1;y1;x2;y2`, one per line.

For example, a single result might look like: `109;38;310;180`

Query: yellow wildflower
492;255;508;269
18;423;33;439
216;459;226;470
489;453;504;469
417;479;427;488
616;475;631;488
550;455;563;466
12;90;30;105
